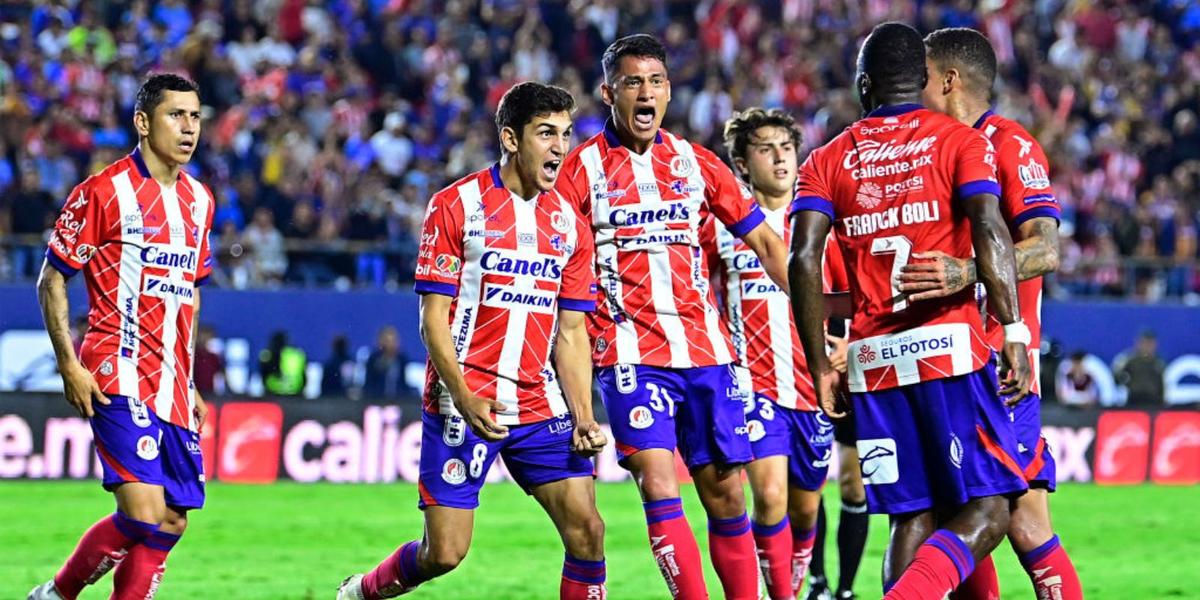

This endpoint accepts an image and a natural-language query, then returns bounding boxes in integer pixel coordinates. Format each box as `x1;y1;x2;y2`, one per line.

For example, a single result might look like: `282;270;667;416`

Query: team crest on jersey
629;406;654;429
436;254;462;276
99;360;113;377
443;416;466;447
74;244;97;264
1018;159;1050;189
550;211;572;233
442;458;467;484
855;181;883;209
595;337;608;353
670;156;694;178
856;344;877;364
746;419;765;442
136;435;159;460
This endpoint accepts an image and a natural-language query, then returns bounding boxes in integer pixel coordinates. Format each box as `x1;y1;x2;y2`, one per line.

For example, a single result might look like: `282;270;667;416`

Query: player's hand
453;393;510;440
897;251;975;301
826;333;849;374
815;369;848;419
193;391;209;431
61;361;109;418
999;342;1032;406
572;420;607;457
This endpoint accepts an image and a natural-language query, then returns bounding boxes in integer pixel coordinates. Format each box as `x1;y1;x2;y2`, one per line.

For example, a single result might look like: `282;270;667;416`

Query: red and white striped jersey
556;123;765;369
414;165;597;426
703;207;848;410
794;104;1000;392
46;148;214;431
976;111;1061;396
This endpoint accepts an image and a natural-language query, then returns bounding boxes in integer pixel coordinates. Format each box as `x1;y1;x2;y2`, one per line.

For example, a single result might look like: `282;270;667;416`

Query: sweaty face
921;58;949;114
603;55;670;148
514;111;573;193
742;126;798;198
140;90;201;166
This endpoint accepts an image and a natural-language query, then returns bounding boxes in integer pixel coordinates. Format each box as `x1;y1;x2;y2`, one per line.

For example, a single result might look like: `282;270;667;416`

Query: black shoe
833;590;857;600
804;577;831;600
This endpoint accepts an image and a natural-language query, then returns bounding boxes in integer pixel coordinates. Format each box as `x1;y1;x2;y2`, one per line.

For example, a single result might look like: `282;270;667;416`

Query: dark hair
1070;351;1088;362
723;107;803;168
857;22;927;99
494;82;574;146
134;73;200;115
602;34;668;83
924;27;998;98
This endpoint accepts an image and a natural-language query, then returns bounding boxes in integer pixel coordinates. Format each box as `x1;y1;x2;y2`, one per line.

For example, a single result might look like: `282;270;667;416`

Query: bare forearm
420;307;469;400
789;250;830;376
36;266;80;368
971;212;1021;324
555;323;594;422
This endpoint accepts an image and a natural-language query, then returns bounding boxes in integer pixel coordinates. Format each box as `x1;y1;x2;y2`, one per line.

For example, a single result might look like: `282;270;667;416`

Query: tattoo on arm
1013;218;1061;281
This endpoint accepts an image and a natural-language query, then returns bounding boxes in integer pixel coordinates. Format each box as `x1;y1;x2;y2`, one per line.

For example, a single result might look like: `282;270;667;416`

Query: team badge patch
550;211;572;233
436;254;462;277
442;458;467;484
629;406;654;429
857;438;899;485
136;435;159;460
746;419;765;443
949;433;964;469
99;360;113;377
855;181;883;209
670;156;694;178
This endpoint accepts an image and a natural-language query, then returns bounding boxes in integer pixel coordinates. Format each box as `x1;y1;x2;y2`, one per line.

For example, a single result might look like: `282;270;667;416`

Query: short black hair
723;107;803;167
494;82;574;141
857;22;927;99
602;34;668;84
924;27;998;98
134;73;200;115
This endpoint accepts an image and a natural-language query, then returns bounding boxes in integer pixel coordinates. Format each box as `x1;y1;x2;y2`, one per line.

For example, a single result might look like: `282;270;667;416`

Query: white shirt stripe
628;151;689;366
580;144;640;363
111;171;142;400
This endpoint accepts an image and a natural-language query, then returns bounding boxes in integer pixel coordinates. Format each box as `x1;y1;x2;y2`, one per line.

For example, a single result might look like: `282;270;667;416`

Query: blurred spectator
193;324;225;395
259;330;306;397
241;207;287;285
1114;330;1166;406
321;334;357;398
7;169;55;278
1057;352;1099;407
362;325;409;400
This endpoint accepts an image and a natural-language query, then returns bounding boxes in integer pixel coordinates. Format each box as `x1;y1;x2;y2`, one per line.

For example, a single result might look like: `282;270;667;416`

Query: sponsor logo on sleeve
435;254;462;277
73;244;97;264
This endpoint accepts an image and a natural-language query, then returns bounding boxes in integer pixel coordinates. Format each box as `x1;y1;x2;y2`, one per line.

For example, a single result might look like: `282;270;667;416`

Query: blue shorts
851;364;1028;515
746;395;834;491
597;363;752;470
92;395;205;510
417;410;595;510
1010;394;1056;491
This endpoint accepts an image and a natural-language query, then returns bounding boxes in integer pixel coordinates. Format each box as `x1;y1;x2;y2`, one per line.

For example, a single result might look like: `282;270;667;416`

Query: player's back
794;104;999;391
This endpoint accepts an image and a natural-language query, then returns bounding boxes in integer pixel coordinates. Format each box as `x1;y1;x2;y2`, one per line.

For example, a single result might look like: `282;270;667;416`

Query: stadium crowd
0;0;1198;299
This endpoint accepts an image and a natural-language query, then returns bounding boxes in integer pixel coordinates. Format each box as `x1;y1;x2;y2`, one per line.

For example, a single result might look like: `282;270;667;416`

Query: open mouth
179;140;195;152
774;168;790;178
633;106;656;129
541;159;561;180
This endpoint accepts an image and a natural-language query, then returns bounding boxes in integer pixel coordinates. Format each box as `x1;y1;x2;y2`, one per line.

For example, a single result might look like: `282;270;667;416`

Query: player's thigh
784;408;833;493
418;411;501;510
596;364;682;463
624;448;681;501
114;482;168;524
531;475;605;556
1010;393;1057;491
1008;488;1054;553
677;364;753;470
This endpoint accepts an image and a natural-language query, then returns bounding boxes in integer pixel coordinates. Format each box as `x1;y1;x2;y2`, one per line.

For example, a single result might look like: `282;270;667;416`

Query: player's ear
133;110;151;138
942;68;957;94
499;125;520;155
856;73;872;111
599;81;614;107
733;157;748;178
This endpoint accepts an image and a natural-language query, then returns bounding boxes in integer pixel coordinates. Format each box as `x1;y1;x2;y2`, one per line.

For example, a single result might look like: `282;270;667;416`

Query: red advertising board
1094;411;1151;485
216;402;283;483
1150;411;1200;484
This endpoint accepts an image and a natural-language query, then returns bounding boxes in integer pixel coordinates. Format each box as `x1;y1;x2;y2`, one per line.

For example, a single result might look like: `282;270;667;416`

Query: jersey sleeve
558;208;598;312
997;134;1061;227
413;190;465;297
196;183;216;285
697;145;765;238
953;130;1002;201
45;180;109;277
792;152;835;220
821;232;848;293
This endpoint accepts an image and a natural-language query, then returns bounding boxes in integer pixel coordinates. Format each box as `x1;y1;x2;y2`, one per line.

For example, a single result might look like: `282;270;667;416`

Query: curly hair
722;107;803;169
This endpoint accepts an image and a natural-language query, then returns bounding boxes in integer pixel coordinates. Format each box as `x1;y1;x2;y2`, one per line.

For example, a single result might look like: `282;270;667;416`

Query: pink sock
560;554;606;599
54;512;159;600
644;498;708;599
752;517;794;600
790;523;817;597
362;541;427;599
1019;535;1083;600
884;530;975;600
952;554;999;600
111;531;179;600
708;513;759;600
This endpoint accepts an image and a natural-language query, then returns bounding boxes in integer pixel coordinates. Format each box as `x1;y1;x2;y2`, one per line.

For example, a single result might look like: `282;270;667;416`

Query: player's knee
423;544;467;576
565;513;606;559
751;479;788;519
122;503;167;526
159;511;188;536
636;470;680;502
838;475;866;504
1007;512;1052;554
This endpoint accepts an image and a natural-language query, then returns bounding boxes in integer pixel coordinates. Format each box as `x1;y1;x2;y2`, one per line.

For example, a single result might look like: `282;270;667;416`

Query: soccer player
788;22;1033;600
895;27;1082;600
555;34;790;599
701;108;839;600
337;82;608;600
28;74;214;600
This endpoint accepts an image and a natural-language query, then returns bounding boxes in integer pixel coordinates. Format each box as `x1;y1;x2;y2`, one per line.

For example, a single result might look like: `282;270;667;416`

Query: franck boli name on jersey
140;244;198;270
842;200;941;237
843;136;937;180
847;323;974;391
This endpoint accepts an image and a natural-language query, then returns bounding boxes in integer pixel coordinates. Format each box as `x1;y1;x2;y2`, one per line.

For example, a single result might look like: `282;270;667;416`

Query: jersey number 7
871;235;913;313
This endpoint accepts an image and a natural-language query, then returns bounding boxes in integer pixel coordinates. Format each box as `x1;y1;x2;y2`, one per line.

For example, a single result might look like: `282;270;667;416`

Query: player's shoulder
79;154;138;196
983;113;1045;155
432;166;496;206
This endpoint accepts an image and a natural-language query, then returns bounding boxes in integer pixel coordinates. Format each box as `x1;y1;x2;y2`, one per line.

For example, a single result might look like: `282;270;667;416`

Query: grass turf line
1;482;1196;599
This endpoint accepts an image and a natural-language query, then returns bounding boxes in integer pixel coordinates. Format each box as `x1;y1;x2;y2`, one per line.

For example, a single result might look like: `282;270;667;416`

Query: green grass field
1;482;1196;599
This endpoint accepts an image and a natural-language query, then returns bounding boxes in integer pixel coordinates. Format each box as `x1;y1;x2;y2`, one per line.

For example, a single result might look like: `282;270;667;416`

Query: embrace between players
32;21;1083;600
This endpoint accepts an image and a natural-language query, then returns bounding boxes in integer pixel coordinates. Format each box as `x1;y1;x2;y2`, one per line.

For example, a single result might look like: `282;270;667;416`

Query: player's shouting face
602;54;671;150
135;89;202;167
501;110;573;193
738;125;798;197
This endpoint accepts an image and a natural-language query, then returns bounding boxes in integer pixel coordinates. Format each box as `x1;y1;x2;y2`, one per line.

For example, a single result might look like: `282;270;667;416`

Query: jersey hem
414;279;458;296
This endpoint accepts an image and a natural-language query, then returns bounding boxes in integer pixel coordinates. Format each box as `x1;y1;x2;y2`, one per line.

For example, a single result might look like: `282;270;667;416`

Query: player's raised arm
789;210;842;417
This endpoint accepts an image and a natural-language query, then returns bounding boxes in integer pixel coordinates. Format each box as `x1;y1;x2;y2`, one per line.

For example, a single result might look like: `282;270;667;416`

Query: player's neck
611;122;654;154
498;155;539;200
956;100;992;129
137;140;181;186
753;188;790;212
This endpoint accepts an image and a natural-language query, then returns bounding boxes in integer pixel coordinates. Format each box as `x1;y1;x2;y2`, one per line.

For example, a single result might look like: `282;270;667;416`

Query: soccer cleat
803;577;832;600
833;590;857;600
336;574;365;600
27;581;64;600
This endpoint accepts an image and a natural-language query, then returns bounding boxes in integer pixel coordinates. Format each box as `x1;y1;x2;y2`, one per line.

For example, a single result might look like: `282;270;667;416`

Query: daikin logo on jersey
482;284;556;313
143;276;195;301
